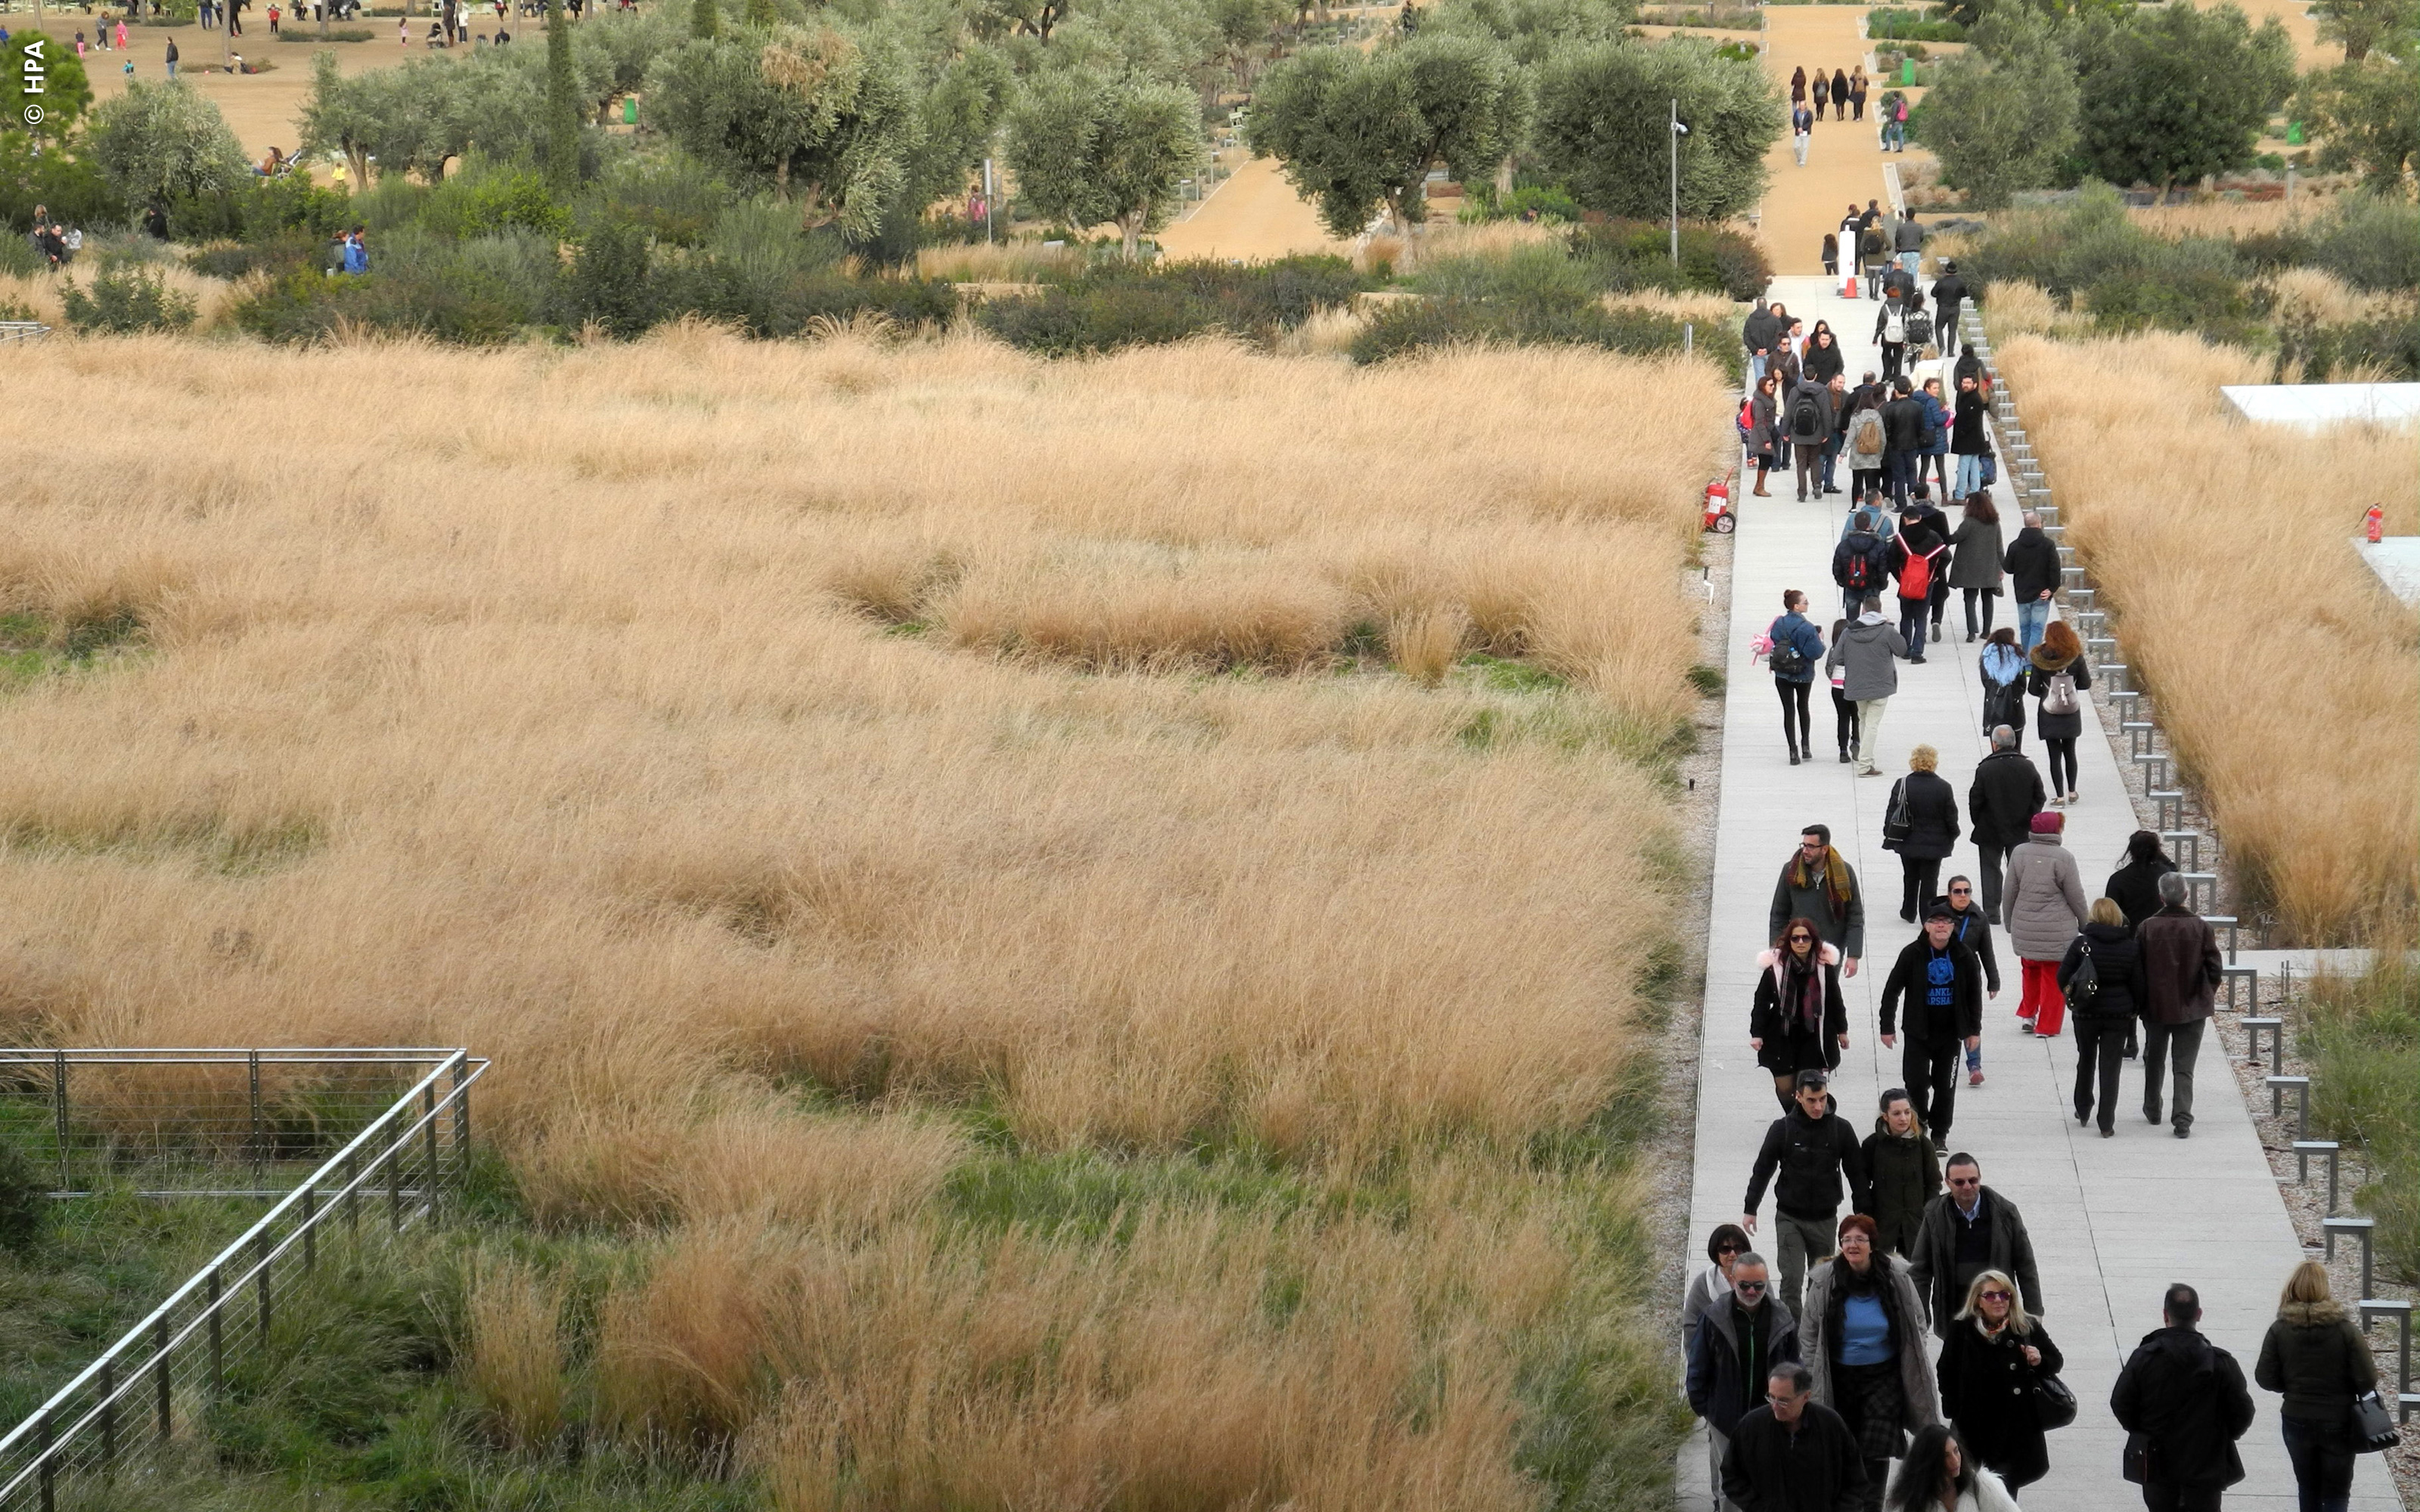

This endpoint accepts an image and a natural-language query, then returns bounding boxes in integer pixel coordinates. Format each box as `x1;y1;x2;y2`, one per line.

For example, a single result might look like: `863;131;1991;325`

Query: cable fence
0;1048;486;1511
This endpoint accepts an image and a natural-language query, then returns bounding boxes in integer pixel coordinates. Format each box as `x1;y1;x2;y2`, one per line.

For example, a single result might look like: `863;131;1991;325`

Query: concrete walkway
1681;275;2397;1510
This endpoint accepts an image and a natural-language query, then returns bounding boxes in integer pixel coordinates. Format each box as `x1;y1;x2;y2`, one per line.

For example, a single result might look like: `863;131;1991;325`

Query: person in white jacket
1886;1424;2021;1511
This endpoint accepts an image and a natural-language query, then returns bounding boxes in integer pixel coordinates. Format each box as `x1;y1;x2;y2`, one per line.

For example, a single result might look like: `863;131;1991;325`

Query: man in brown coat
2135;872;2223;1138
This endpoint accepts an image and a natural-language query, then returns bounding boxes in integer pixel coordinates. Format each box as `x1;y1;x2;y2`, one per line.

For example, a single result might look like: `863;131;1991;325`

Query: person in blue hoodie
1766;590;1828;766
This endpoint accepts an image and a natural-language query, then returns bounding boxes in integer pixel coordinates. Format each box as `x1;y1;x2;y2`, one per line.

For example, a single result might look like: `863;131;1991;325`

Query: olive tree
1915;10;2078;208
1247;33;1526;240
88;81;248;206
1529;39;1779;219
1007;67;1201;257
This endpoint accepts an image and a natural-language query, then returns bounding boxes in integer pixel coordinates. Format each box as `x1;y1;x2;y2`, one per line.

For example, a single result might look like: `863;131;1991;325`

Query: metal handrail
0;1049;487;1506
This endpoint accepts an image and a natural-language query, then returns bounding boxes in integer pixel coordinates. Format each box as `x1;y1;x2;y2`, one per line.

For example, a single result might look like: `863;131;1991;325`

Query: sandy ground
1156;154;1354;264
1754;5;1932;275
2235;0;2325;64
65;15;520;158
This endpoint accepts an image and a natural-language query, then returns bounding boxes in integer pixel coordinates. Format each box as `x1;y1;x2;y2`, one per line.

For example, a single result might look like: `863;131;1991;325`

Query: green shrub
1866;7;1964;40
0;135;128;236
600;150;736;248
2276;308;2420;381
185;231;325;280
2306;958;2418;1282
61;263;198;333
418;165;571;243
2307;194;2420;294
976;256;1370;355
1460;183;1584;225
563;218;654;338
1348;296;1693;365
231;231;556;345
1572;219;1771;300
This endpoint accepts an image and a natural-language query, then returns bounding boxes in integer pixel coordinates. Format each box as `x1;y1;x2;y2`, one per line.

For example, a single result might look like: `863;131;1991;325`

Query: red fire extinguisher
2365;503;2384;544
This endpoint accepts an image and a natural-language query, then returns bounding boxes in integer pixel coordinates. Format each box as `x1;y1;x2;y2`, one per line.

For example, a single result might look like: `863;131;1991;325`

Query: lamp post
1669;100;1689;267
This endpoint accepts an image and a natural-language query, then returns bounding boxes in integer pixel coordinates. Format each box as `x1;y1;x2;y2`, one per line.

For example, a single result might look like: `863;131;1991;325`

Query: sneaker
2019;1021;2037;1035
1910;655;1928;665
2174;1126;2192;1139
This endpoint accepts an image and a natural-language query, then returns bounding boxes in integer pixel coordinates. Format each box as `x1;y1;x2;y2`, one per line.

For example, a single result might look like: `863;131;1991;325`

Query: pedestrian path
1753;5;1934;274
1680;274;2397;1510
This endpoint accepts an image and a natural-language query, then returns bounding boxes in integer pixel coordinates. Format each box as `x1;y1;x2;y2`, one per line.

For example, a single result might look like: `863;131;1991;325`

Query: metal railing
0;1048;487;1510
0;1047;470;1198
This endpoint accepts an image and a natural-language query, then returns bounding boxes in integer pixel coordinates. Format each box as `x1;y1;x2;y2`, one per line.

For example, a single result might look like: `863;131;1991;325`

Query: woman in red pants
2001;810;2087;1036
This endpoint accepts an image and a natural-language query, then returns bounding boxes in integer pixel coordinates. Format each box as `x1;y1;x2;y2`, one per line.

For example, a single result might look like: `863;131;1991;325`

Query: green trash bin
1900;57;1914;84
2285;119;2303;146
622;95;638;125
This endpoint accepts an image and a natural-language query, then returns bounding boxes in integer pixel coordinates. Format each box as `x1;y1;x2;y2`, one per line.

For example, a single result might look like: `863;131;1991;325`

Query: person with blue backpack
1766;590;1828;766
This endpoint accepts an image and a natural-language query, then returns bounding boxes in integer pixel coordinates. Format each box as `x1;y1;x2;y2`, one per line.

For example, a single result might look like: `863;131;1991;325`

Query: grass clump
2306;956;2419;1283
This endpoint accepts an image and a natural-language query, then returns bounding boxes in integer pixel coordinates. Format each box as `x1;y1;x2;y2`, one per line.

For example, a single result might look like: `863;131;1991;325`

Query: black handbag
2353;1390;2400;1453
2034;1371;2078;1431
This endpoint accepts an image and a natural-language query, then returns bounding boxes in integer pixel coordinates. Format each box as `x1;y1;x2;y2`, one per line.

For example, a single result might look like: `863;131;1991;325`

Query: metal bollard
2292;1139;2341;1215
2324;1216;2376;1305
2269;1074;2312;1139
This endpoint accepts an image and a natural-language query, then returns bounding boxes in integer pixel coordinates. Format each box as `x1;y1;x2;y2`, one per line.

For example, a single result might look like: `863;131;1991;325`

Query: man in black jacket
1934;874;2000;1087
1744;1071;1872;1318
1967;726;2046;916
2113;1284;2256;1512
2002;509;2062;652
1687;1253;1801;1507
1831;510;1890;624
1907;1153;2044;1339
1744;299;1780;383
1879;905;1983;1147
1930;260;1971;357
1880;376;1927;509
1723;1363;1866;1512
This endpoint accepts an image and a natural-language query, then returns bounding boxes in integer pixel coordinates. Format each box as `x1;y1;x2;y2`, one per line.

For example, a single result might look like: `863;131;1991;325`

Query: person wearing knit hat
2002;809;2087;1036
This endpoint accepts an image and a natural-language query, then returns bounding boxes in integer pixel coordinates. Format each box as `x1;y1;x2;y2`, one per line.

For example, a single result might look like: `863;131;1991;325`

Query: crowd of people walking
1697;258;2393;1512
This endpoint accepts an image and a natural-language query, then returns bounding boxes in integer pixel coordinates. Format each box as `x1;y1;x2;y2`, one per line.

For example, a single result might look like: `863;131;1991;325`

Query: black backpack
1844;544;1875;595
1769;618;1810;678
1907;308;1934;346
1789;391;1825;442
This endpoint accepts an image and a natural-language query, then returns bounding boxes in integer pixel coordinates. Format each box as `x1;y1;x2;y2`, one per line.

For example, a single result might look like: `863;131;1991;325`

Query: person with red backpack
1832;507;1891;624
1888;516;1948;663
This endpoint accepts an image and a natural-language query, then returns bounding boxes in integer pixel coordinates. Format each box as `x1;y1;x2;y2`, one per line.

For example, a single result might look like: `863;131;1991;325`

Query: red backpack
1899;541;1944;600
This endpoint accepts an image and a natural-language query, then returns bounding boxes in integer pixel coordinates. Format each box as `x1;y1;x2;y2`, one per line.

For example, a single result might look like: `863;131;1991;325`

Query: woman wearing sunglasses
1751;917;1850;1111
1936;1269;2065;1495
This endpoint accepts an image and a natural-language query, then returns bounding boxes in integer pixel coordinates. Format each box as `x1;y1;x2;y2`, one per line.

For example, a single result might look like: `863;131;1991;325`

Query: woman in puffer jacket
1752;918;1849;1109
2002;810;2086;1038
2057;898;2146;1136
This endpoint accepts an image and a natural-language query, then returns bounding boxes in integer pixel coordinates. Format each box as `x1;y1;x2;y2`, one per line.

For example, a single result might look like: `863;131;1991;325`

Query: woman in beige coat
1804;1214;1941;1508
2001;808;2086;1038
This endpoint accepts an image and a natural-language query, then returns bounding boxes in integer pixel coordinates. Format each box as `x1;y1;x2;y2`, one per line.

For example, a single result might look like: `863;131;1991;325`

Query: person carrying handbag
2256;1260;2384;1512
1937;1269;2067;1494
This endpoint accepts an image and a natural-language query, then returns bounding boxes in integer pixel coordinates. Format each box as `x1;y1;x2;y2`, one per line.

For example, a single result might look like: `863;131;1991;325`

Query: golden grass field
0;325;1732;1506
1987;323;2420;940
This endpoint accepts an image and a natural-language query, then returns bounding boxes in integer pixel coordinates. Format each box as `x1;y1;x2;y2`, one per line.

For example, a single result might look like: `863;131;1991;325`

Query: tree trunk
1121;212;1142;260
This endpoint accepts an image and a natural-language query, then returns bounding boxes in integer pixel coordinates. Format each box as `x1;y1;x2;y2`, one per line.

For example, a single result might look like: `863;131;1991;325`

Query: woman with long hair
1948;491;2003;643
2256;1259;2377;1512
1886;1424;2021;1511
1804;1214;1941;1507
1751;916;1848;1108
1936;1269;2064;1492
1749;372;1782;497
2027;619;2093;805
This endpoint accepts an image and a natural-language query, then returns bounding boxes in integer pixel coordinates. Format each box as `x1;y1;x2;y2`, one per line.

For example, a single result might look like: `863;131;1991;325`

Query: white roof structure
2356;538;2420;607
2223;382;2420;430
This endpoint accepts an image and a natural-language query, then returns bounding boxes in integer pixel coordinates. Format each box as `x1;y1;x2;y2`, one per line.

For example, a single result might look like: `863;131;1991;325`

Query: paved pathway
1753;5;1935;274
1681;274;2397;1510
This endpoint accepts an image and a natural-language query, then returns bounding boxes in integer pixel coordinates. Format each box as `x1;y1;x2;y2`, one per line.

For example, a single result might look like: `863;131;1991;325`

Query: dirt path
2235;0;2326;64
1157;154;1353;264
64;19;463;158
1754;5;1933;275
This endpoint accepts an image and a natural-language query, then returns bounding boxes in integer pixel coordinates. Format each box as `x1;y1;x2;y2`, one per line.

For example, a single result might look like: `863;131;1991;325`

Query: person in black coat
2001;511;2062;653
1745;1074;1875;1320
1754;921;1851;1107
1724;1363;1868;1512
1937;1269;2065;1491
1880;906;1984;1147
2105;831;2178;928
1936;875;2001;1089
2059;899;2148;1136
2112;1284;2256;1508
1885;744;1960;921
1929;262;1970;358
1966;728;2046;917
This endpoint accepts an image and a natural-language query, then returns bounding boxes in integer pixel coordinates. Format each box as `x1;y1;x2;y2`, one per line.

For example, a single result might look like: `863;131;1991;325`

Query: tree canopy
88;81;248;206
1248;33;1527;238
1529;39;1777;220
1006;67;1199;257
1914;8;2078;208
2074;1;2294;189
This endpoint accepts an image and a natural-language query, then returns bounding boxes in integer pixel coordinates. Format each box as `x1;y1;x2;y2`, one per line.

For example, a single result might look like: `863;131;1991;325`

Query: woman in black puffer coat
2103;830;2176;928
2057;898;2146;1136
1888;744;1962;923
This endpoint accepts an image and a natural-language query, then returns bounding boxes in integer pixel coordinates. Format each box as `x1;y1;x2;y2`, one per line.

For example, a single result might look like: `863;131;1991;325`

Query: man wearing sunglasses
1879;903;1983;1151
1721;1362;1867;1512
1686;1253;1802;1510
1933;874;2001;1087
1907;1154;2044;1340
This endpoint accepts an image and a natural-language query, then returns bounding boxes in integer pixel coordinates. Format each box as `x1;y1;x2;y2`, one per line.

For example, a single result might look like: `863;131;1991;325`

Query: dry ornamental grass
1988;329;2420;938
0;324;1728;1507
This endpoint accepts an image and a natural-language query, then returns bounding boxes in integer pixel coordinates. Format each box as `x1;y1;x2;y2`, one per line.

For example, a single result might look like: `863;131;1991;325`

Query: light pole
1669;100;1689;268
